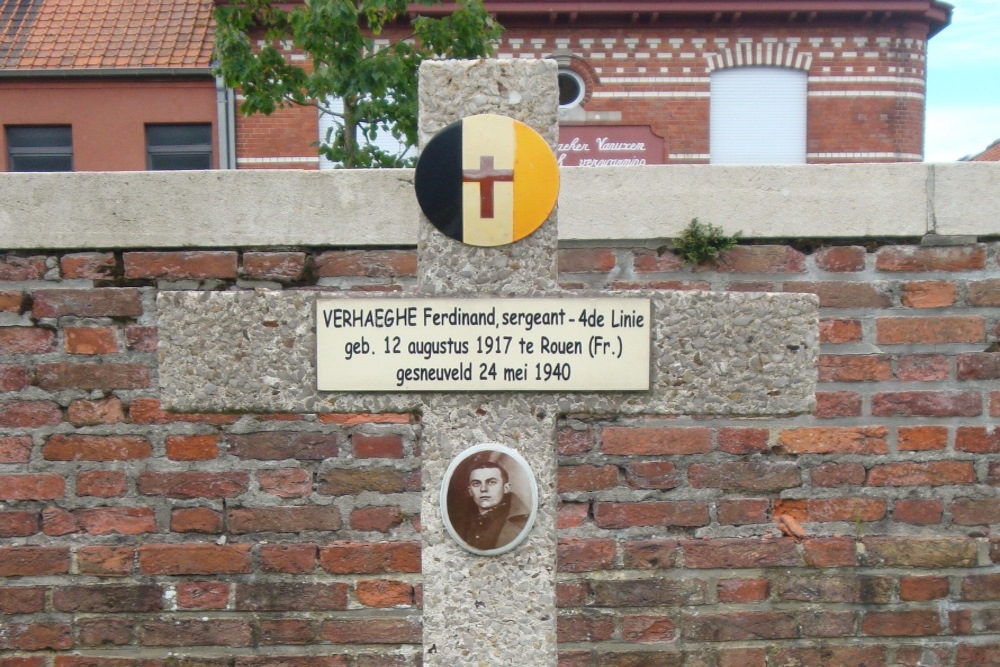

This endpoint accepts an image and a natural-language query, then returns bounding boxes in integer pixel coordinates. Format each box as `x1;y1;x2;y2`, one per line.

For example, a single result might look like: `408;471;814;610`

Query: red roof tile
969;140;1000;162
0;0;215;71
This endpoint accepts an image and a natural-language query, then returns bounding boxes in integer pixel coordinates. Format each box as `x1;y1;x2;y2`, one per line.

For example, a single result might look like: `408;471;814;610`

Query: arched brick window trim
706;43;813;72
546;51;599;106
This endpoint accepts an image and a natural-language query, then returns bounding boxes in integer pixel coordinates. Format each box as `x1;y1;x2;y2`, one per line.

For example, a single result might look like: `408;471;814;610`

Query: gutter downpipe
215;72;237;170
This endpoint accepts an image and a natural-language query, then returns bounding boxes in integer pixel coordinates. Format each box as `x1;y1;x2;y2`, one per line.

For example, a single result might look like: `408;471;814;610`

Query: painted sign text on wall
556;125;664;167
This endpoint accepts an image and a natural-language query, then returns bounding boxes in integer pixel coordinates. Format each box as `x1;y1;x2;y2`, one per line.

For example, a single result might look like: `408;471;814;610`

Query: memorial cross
463;155;514;219
158;59;818;666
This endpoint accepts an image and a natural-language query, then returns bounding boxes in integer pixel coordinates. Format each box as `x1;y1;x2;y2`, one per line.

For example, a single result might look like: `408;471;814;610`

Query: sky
924;0;1000;161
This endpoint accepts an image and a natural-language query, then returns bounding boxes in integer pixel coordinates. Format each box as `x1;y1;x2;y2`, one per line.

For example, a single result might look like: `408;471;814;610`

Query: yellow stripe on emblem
513;121;560;242
462;115;516;247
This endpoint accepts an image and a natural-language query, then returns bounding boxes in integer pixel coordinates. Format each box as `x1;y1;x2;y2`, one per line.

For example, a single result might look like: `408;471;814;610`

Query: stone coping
1;163;997;249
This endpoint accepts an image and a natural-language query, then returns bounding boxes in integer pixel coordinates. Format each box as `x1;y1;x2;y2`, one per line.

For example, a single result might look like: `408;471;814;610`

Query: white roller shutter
318;96;412;169
710;67;807;165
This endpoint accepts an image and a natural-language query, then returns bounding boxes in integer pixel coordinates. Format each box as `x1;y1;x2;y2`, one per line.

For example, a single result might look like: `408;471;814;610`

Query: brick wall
1;241;999;665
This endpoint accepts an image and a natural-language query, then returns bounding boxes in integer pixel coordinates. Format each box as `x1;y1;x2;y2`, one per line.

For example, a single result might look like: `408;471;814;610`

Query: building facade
233;0;952;169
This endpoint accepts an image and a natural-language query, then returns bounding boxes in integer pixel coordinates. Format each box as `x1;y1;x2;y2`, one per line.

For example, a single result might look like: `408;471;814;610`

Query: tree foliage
214;0;502;168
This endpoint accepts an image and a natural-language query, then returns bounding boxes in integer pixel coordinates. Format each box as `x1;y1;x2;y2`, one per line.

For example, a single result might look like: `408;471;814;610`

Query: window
558;68;586;108
6;126;73;172
710;67;807;164
146;124;213;170
318;96;412;169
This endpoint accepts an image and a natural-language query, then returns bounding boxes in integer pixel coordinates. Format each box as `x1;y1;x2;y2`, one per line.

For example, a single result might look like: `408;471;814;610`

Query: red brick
0;436;32;464
228;431;338;459
128;397;237;425
902;280;956;307
960;573;1000;601
819;318;862;343
236;581;348;611
689;461;800;492
968;279;1000;306
350;506;404;532
785;282;889;308
558;502;588;530
229;505;341;533
0;327;55;354
623;460;679;489
815;246;866;271
77;617;132;647
800;611;857;638
0;546;69;576
780;426;887;456
899;425;948;451
0;290;23;312
717;498;769;525
124;251;238;279
862;610;941;636
861;537;977;568
682;611;797;640
53;584;162;613
894;499;943;525
258;467;312;498
319;618;421;644
0;365;30;392
872;391;981;417
633;249;683;272
875;245;985;272
869;461;975;486
60;252;116;279
138;544;252;575
718;648;768;667
876;317;985;344
44;434;151;461
41;507;77;536
557;538;616;572
315;250;416;277
74;507;157;535
0;473;65;500
682;538;799;568
138;471;248;498
717;578;768;603
559;464;619;491
76;470;127;498
958;644;1000;665
952;498;1000;526
170;507;223;533
75;546;134;577
166;434;219;461
258;619;315;645
355;579;414;608
559;248;617;273
595;501;709;528
125;324;158;351
260;543;317;573
67;397;125;426
317;412;414;425
810;498;886;522
956;426;1000;453
558;612;616;642
557;425;594;454
716;246;805;273
621;614;676;642
776;574;892;604
819;354;891;381
773;647;885;667
717;427;769;454
0;586;45;614
602;426;711;455
0;510;39;537
138;618;252;647
317;467;407;495
557;581;588;608
2;622;73;650
897;354;950;381
993;391;1000;417
319;541;420;574
957;352;1000;380
65;326;119;354
592;578;707;607
0;256;46;280
0;400;62;427
32;288;142;318
813;391;862;418
803;537;856;567
622;539;680;569
36;362;150;390
899;576;949;602
353;433;404;458
242;251;306;281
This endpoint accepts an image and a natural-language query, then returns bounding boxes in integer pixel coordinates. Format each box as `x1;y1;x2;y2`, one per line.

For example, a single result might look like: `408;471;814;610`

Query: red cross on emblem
462;155;514;219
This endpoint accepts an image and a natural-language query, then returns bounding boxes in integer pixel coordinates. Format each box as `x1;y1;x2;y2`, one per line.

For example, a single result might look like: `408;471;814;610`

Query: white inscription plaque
316;298;650;391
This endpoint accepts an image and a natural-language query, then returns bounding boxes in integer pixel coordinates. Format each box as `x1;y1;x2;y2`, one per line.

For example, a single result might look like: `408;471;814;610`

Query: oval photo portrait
440;443;538;556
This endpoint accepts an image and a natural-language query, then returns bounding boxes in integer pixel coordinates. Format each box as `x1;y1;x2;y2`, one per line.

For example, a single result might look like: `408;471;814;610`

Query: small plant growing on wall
672;218;741;265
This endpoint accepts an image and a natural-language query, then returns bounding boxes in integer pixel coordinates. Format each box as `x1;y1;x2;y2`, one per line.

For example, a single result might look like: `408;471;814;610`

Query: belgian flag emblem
415;114;560;247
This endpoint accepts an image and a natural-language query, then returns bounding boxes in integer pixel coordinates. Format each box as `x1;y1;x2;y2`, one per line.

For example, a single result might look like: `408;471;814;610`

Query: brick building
234;0;952;169
0;0;226;172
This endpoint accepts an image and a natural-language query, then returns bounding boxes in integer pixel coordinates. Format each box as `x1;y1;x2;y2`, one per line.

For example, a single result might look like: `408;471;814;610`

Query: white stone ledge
1;163;997;249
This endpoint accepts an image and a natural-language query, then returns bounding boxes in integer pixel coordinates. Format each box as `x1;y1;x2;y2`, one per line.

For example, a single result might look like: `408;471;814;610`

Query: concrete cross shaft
158;60;818;667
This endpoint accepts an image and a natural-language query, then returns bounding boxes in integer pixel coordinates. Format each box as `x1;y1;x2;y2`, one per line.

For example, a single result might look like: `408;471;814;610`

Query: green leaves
672;219;742;265
213;0;502;168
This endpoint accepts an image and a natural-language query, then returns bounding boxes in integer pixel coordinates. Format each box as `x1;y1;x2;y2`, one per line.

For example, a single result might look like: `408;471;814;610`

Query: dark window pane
149;152;212;171
7;126;72;148
6;126;73;172
147;124;212;147
9;154;73;172
146;124;212;170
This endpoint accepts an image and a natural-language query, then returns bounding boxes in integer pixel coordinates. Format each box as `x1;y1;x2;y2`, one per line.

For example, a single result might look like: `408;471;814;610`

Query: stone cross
158;59;818;665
